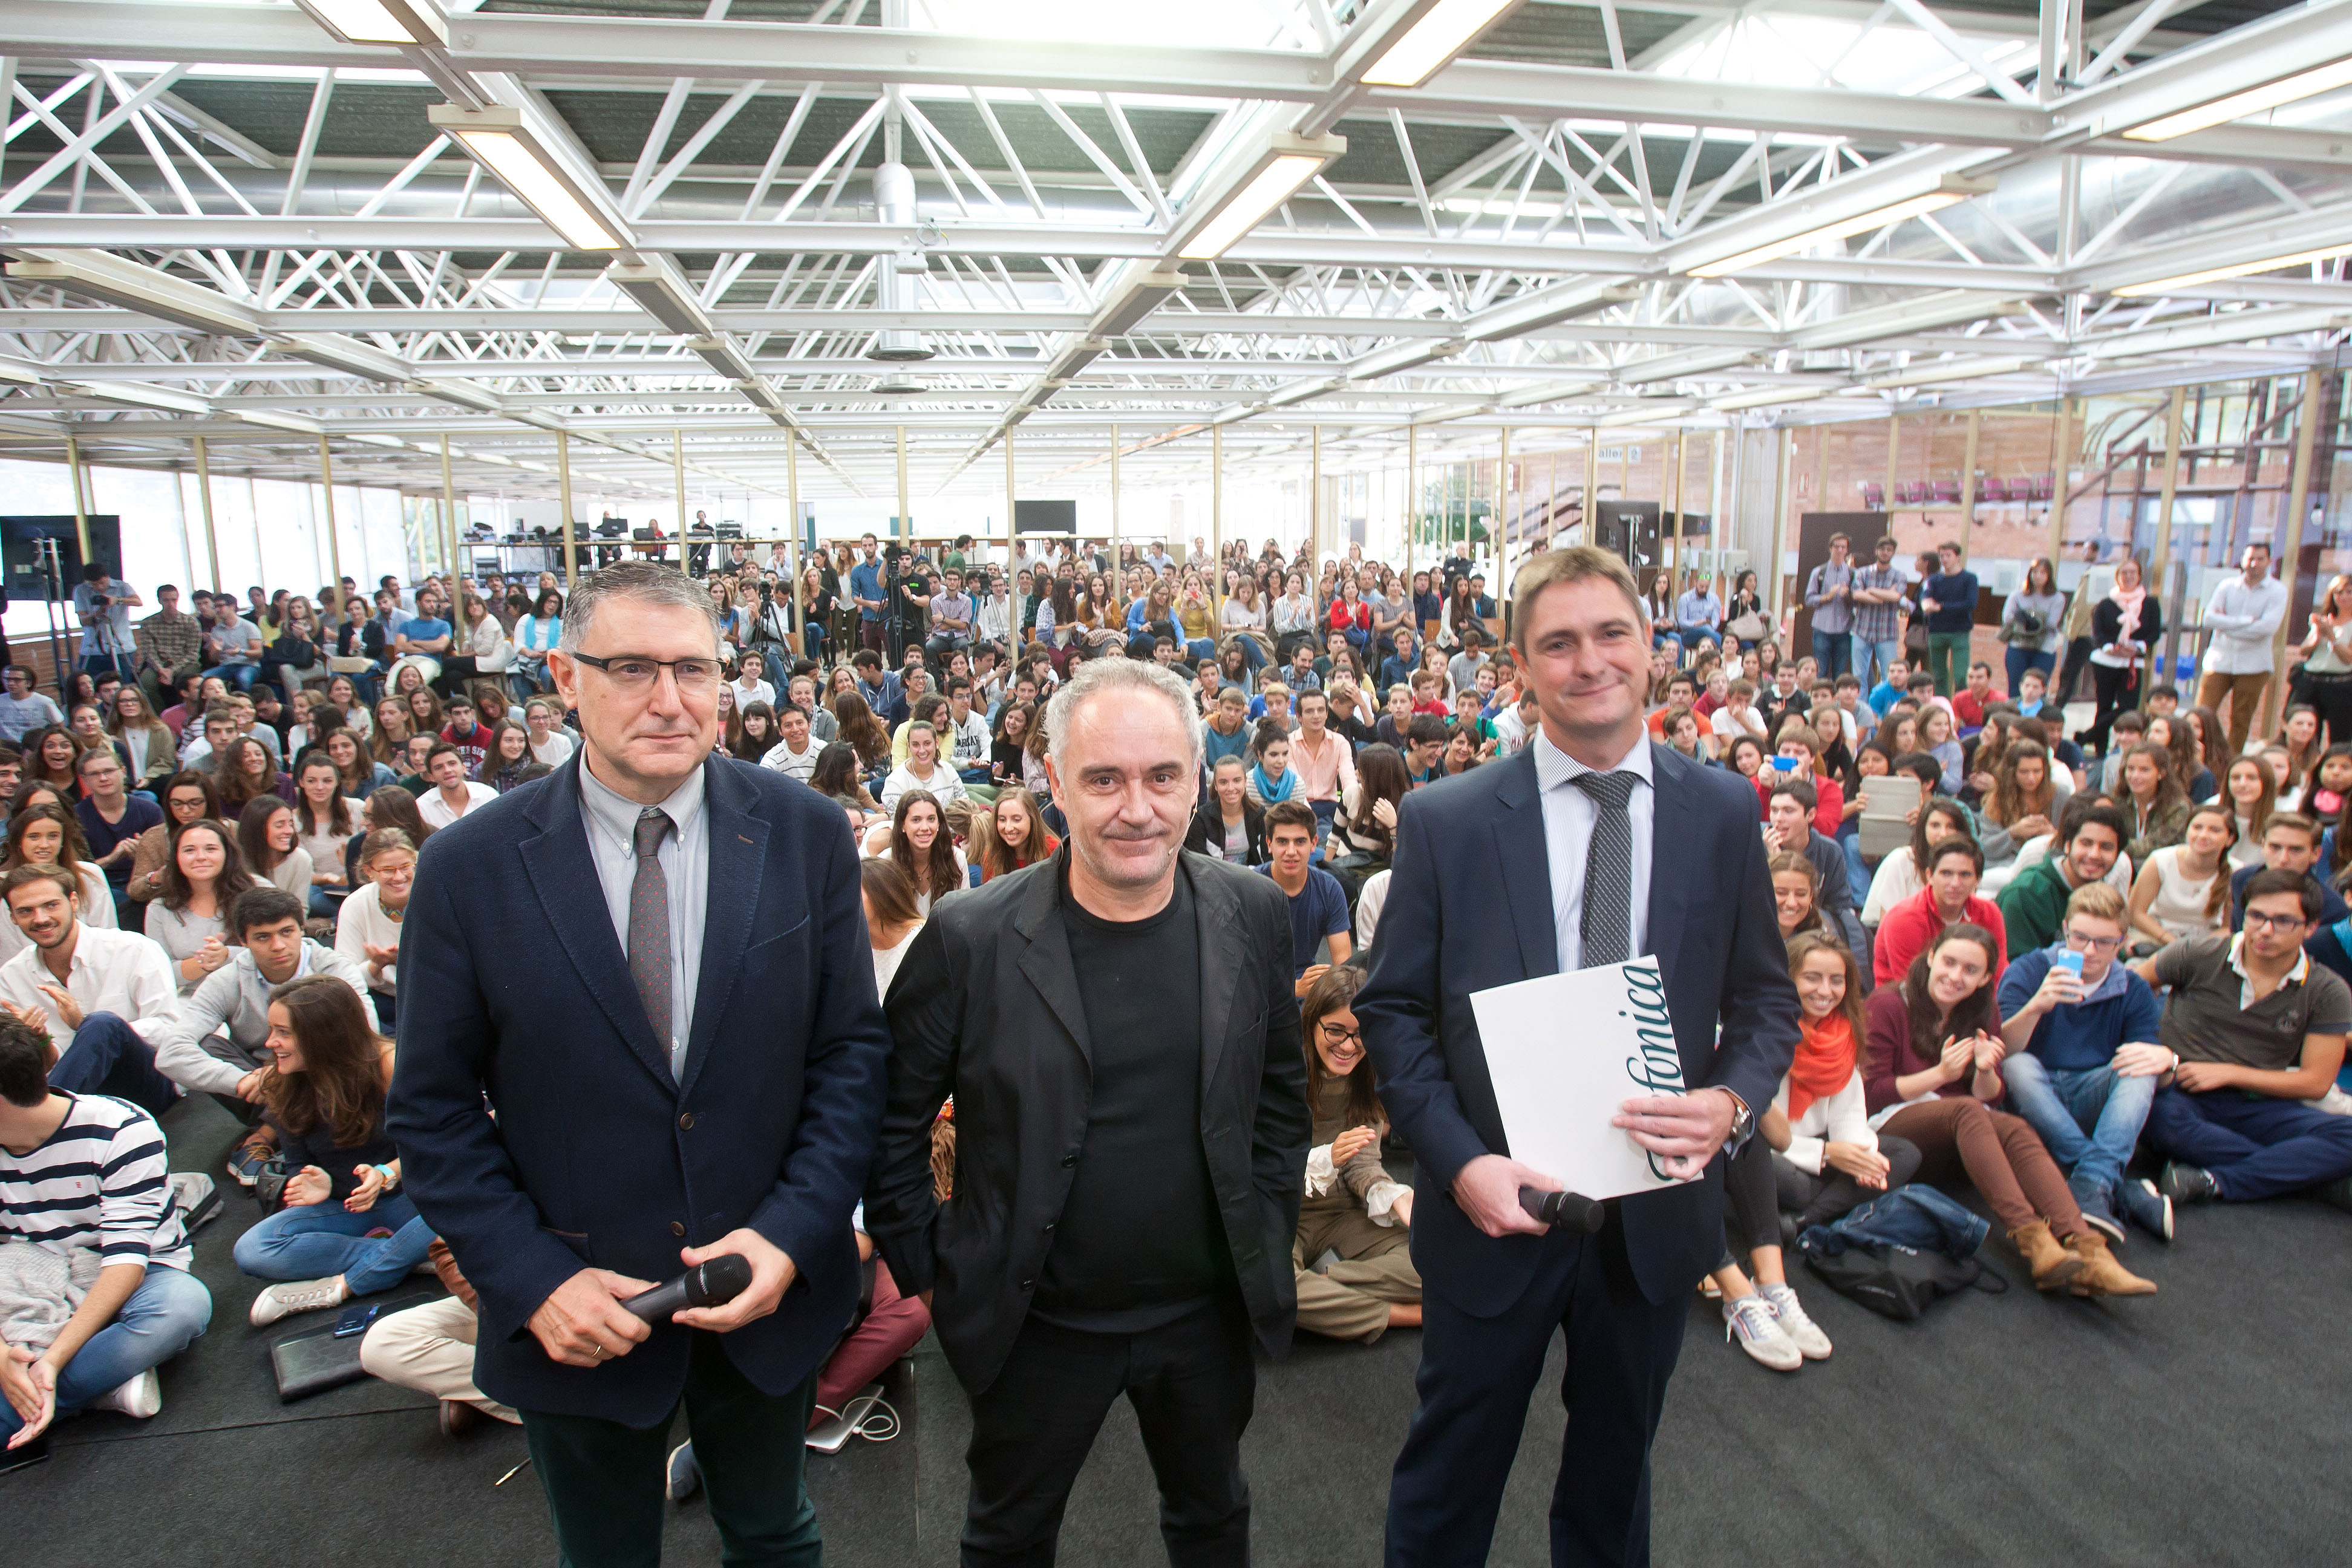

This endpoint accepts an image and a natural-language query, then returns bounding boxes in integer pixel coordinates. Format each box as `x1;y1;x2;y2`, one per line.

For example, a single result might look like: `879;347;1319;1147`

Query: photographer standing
74;563;142;685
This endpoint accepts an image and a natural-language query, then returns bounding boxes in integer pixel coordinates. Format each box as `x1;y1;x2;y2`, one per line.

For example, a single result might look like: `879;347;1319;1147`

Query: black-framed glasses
569;652;722;693
1318;1021;1364;1050
2245;909;2308;933
2063;929;2122;952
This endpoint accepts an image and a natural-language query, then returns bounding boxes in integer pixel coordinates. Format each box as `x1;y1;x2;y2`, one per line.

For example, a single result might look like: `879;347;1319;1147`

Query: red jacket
1872;887;2007;987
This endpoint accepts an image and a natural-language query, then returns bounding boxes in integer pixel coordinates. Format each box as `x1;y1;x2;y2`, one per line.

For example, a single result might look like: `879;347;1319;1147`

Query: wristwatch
1717;1088;1754;1155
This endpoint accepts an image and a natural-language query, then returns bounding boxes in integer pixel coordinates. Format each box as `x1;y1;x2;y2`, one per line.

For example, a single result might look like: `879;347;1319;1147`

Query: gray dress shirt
578;755;708;1080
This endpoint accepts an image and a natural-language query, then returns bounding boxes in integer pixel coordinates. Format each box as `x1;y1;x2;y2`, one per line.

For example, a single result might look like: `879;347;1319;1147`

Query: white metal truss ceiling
2;0;2350;506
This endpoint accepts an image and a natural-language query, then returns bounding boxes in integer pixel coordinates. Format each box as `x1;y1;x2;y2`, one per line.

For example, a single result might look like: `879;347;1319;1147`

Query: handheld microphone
1517;1187;1607;1235
621;1253;755;1323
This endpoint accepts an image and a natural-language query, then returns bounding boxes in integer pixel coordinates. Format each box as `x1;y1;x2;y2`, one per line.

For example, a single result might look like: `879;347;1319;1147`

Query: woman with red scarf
1709;933;1921;1372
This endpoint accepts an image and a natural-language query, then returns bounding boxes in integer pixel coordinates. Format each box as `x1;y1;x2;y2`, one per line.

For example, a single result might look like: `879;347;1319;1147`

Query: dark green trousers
520;1331;822;1568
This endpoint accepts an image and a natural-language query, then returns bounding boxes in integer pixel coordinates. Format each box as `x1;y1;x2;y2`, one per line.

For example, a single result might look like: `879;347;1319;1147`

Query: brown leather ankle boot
2009;1220;2085;1290
2065;1230;2158;1297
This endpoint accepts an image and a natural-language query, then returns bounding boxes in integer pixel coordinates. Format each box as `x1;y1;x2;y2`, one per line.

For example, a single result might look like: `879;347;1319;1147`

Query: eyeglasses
1318;1021;1364;1050
569;652;722;693
2063;930;2122;952
2244;909;2308;933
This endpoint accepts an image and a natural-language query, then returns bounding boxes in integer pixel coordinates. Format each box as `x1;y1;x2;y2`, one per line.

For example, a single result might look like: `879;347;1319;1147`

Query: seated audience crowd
5;525;2350;1471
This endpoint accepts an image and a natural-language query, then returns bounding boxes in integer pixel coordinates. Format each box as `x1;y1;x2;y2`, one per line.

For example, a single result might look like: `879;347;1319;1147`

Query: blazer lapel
678;757;766;1101
1491;749;1558;981
1645;742;1694;990
1014;848;1092;1068
1191;858;1243;1097
516;759;676;1091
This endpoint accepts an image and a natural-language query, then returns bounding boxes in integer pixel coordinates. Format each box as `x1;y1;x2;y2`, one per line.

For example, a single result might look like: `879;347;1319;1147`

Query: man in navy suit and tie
389;562;889;1567
1359;546;1798;1567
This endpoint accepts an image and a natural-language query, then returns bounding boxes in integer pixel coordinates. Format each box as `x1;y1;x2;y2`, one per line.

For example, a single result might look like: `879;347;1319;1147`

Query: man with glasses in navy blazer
390;561;889;1567
1359;546;1799;1567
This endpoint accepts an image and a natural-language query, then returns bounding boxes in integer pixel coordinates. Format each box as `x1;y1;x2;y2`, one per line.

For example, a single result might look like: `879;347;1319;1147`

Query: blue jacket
387;752;891;1424
1357;743;1800;1311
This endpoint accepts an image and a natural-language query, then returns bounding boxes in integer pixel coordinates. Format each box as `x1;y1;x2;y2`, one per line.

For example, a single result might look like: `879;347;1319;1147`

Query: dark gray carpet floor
11;1093;2347;1566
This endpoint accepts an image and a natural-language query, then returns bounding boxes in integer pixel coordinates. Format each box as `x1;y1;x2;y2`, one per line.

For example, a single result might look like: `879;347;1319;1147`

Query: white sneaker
1759;1283;1833;1361
249;1276;348;1327
92;1368;162;1419
1722;1293;1802;1372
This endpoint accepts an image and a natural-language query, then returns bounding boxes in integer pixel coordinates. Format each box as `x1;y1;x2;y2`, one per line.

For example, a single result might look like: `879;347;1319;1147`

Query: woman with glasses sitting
1293;965;1421;1342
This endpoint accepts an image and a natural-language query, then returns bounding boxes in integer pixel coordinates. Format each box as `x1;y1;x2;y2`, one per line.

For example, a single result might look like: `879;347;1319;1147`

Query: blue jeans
201;663;257;693
1841;831;1869;907
0;1265;211;1440
2000;1054;2156;1194
47;1011;180;1121
1674;627;1719;655
1186;638;1217;663
1809;629;1851;679
1852;636;1901;690
2145;1086;2352;1201
2005;645;2055;701
234;1191;436;1295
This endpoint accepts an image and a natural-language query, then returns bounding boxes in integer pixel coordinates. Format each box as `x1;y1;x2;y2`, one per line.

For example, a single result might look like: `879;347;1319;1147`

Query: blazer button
678;1112;695;1131
1060;1152;1077;1168
670;1221;685;1237
1020;1278;1035;1291
1042;1222;1055;1235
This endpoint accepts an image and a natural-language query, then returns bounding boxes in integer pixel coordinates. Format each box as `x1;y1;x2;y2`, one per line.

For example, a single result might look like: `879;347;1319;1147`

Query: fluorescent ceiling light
1689;176;1994;278
1866;356;2034;390
1210;403;1253;425
1350;338;1464;379
408;377;506;413
351;433;407;448
1595;403;1696;428
1264;376;1338;408
292;0;448;47
1361;0;1522;88
7;256;257;336
238;409;326;435
1176;134;1345;262
1710;385;1832;411
2111;243;2352;298
282;333;410;384
606;261;713;338
1464;281;1640;344
429;104;622;252
2122;57;2352;142
1090;267;1187;338
77;380;211;415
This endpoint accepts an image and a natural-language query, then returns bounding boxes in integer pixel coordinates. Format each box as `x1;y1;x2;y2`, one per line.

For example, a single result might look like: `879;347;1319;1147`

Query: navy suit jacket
386;751;890;1425
1357;741;1799;1314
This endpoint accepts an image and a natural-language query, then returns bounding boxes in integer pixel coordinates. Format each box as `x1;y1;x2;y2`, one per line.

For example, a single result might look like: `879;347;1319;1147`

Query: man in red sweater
1875;835;2008;986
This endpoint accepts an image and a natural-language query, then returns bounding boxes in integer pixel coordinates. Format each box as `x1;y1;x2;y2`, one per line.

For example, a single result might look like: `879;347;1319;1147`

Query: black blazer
1356;743;1800;1313
387;753;892;1425
2090;594;2162;658
1185;799;1267;866
864;847;1310;1394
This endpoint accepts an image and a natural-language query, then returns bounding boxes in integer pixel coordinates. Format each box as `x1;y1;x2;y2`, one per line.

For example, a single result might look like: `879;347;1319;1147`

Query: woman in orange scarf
1710;933;1923;1373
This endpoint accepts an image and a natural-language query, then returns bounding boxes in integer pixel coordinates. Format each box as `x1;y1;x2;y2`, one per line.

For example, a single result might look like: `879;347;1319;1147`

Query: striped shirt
0;1093;188;1271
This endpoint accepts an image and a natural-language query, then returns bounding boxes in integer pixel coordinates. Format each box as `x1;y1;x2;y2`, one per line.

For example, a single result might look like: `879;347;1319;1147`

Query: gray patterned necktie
1572;771;1635;968
629;808;678;1074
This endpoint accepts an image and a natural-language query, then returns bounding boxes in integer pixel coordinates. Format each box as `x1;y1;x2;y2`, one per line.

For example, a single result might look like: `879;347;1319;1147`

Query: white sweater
1772;1067;1877;1175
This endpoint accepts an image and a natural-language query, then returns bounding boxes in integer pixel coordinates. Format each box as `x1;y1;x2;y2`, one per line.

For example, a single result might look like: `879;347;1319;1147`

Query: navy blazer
1356;742;1799;1314
386;751;890;1425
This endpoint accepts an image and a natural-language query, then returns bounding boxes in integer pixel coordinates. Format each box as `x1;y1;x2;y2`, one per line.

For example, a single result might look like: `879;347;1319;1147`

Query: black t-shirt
1035;863;1228;1331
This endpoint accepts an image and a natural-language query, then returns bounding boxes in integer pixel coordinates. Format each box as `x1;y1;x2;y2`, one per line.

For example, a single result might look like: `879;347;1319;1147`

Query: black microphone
621;1253;755;1322
1518;1187;1606;1235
